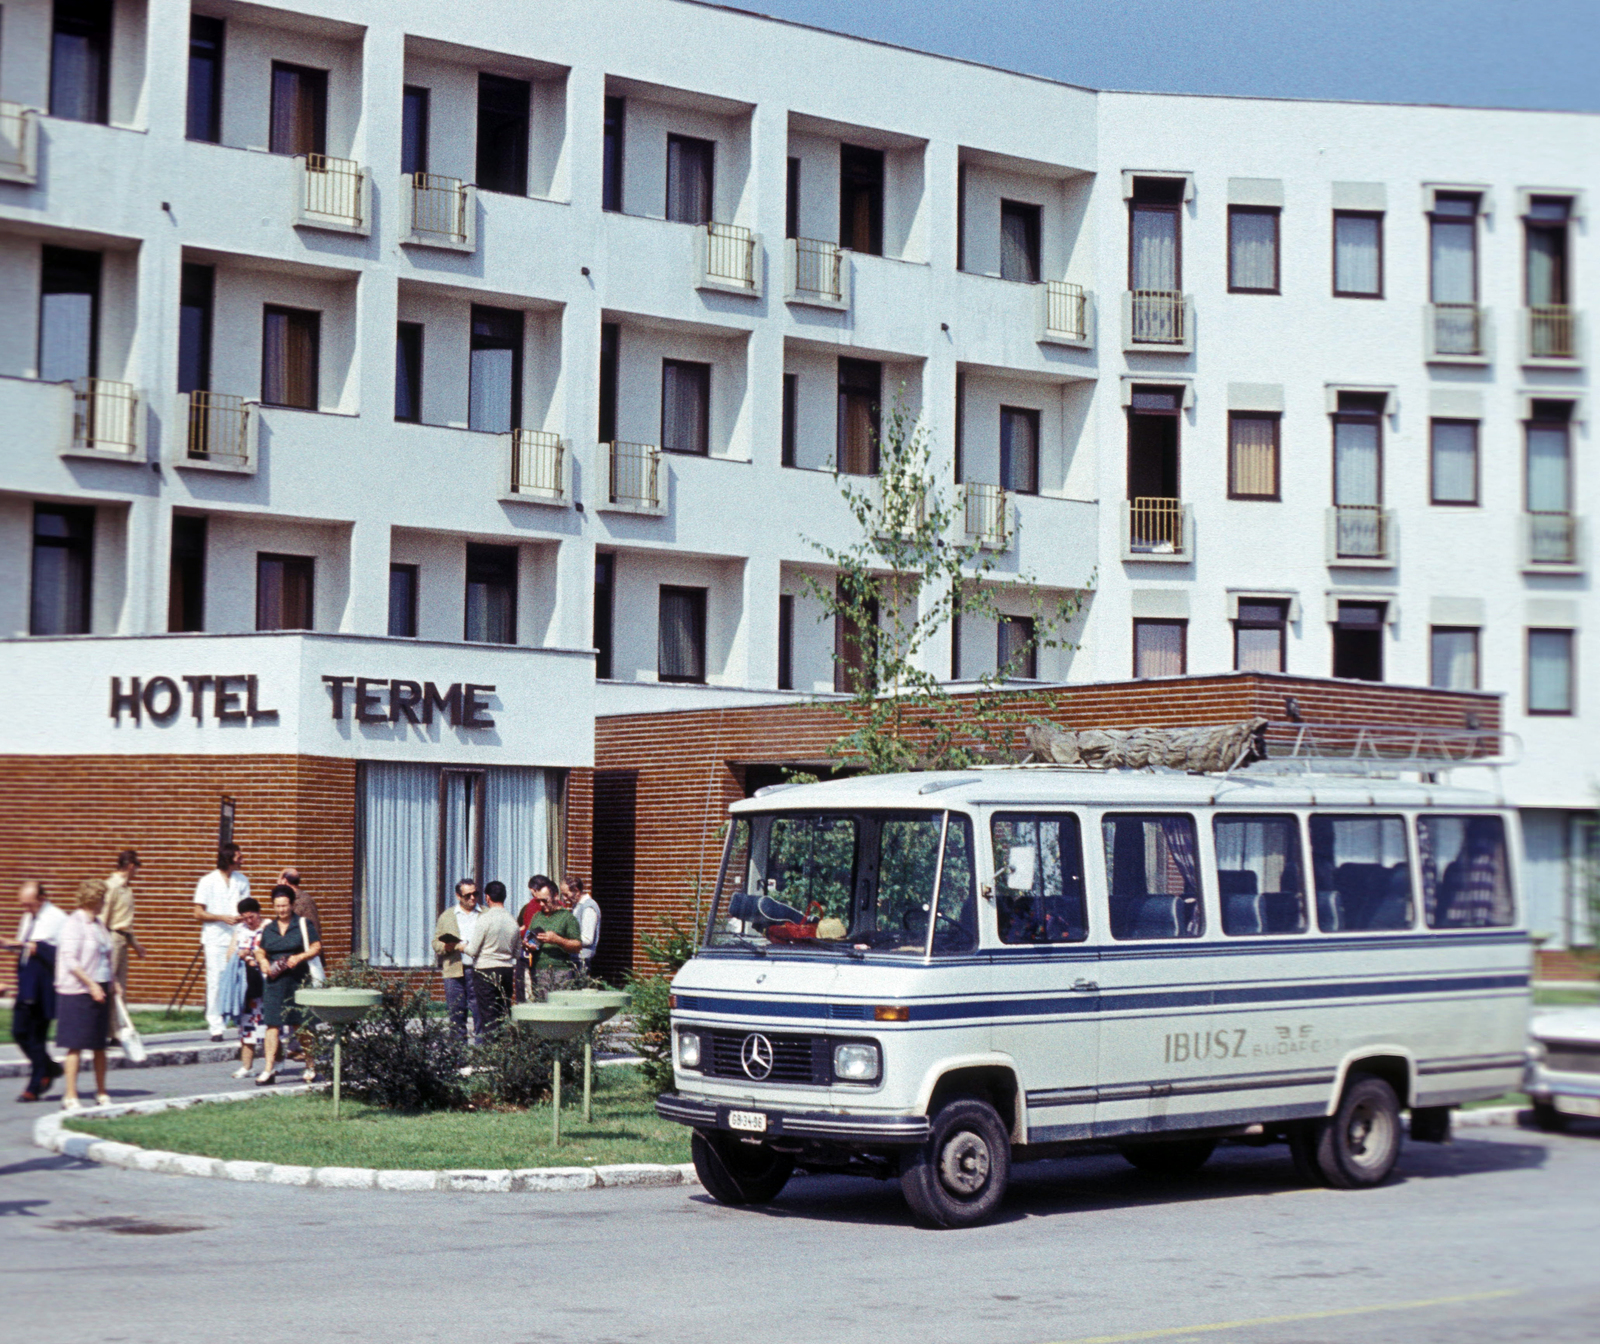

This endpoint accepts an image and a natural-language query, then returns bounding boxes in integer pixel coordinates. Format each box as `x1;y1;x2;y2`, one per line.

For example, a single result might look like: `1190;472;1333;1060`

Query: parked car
1525;1006;1600;1130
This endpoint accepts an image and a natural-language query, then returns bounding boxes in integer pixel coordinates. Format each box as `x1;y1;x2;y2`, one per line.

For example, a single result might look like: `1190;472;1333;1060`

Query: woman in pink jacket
56;878;115;1111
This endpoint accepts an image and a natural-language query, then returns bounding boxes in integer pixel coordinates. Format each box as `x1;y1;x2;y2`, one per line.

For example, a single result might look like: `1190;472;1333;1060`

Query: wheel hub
938;1130;991;1195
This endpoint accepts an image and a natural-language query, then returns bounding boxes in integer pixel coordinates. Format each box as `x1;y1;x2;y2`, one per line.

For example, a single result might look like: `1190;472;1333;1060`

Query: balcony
1523;306;1580;364
0;100;38;185
599;440;665;515
785;237;849;311
1038;281;1090;347
697;223;762;297
503;430;570;506
401;173;475;252
870;474;927;541
962;483;1011;550
64;379;141;459
1326;505;1397;566
1122;290;1193;353
1523;511;1584;573
1121;497;1193;562
1425;303;1491;363
296;154;370;235
178;391;257;474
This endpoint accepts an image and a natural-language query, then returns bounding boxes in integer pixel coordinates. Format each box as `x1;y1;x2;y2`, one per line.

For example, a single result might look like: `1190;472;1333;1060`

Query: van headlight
833;1042;881;1083
677;1031;701;1070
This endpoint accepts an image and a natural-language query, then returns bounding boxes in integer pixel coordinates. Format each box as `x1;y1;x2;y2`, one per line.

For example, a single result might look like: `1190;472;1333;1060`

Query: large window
1332;601;1385;682
256;553;314;630
261;306;320;409
1525;197;1570;308
1418;815;1514;929
593;553;615;680
1310;815;1413;932
468;305;522;433
39;246;100;384
781;372;798;468
1234;599;1288;672
51;0;111;124
1430;419;1479;505
30;504;93;635
834;578;877;694
1429;626;1480;690
1128;177;1182;344
476;73;529;196
658;585;707;683
177;262;214;395
1526;403;1572;517
598;322;619;442
1000;406;1039;495
992;813;1087;944
666;134;714;225
1228;206;1279;293
168;514;206;633
1215;815;1308;935
387;563;417;638
786;156;801;239
998;615;1037;679
661;359;711;456
1126;385;1180;503
1332;391;1384;557
464;544;517;645
602;96;625;212
837;358;880;476
1227;412;1279;500
1430;192;1480;353
1332;211;1383;297
999;200;1041;283
401;85;429;176
1103;814;1203;940
777;593;795;691
186;15;224;144
1133;619;1185;678
1528;629;1574;715
839;145;884;255
394;321;423;423
269;62;326;157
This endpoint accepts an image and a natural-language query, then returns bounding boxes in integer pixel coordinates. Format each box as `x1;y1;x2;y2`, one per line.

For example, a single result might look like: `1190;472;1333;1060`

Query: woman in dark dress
253;886;321;1085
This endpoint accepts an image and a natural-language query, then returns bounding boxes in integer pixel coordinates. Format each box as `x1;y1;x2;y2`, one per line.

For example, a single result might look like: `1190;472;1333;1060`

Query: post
333;1029;343;1120
583;1032;593;1122
552;1056;561;1146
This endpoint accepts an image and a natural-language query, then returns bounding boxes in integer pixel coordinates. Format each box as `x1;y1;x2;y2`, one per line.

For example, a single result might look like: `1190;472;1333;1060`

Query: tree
803;396;1090;774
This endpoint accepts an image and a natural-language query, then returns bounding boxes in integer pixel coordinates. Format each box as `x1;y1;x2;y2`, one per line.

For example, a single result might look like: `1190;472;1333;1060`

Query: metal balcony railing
792;237;843;302
1432;303;1483;356
72;378;138;454
1127;496;1187;555
962;483;1010;549
1333;504;1390;560
1129;289;1186;344
704;222;757;289
409;172;470;244
608;441;662;509
1528;305;1576;359
509;429;566;500
1042;281;1087;341
186;391;252;466
0;100;36;183
1526;510;1578;565
300;153;365;229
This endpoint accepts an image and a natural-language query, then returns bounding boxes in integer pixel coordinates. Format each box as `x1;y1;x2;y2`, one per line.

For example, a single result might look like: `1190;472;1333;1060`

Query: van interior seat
1218;869;1262;935
1115;895;1184;940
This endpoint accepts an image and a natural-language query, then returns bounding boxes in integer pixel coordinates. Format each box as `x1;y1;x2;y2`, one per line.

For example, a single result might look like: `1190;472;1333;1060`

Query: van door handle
1071;979;1099;992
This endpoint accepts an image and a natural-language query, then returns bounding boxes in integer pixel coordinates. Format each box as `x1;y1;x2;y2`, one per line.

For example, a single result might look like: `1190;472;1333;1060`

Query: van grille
1544;1043;1600;1075
705;1030;827;1085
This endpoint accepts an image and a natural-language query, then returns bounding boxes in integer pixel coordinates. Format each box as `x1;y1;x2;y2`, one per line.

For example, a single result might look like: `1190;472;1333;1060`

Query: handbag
301;917;326;986
113;993;147;1064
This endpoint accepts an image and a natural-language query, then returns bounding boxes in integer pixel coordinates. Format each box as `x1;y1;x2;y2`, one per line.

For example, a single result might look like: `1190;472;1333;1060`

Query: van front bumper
656;1092;931;1145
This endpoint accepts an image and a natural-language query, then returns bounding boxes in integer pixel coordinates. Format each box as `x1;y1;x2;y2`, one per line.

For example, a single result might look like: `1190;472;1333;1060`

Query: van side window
1310;815;1414;932
1102;814;1204;939
1418;815;1514;928
1214;815;1308;935
992;813;1088;944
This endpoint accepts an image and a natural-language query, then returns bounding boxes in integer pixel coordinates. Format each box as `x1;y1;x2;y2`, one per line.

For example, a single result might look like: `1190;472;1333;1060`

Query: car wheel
900;1097;1011;1229
690;1130;796;1206
1308;1074;1403;1189
1119;1137;1217;1175
1530;1100;1570;1133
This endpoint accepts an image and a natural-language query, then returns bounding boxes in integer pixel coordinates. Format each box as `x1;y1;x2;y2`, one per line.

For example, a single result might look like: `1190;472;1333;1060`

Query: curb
1;1043;240;1079
35;1089;701;1194
1452;1105;1528;1128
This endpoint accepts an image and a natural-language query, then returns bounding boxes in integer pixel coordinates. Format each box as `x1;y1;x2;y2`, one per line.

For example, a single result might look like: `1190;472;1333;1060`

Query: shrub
466;1028;584;1108
625;916;698;1095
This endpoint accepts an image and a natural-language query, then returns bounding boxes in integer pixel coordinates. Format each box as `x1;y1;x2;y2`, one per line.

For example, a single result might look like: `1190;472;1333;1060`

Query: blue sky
714;1;1599;111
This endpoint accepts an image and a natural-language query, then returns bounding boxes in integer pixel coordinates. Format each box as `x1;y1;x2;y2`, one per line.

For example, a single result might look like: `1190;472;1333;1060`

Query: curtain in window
661;361;709;455
39;292;95;383
1000;410;1038;494
1430;219;1475;303
361;763;439;967
1229;415;1277;496
1419;816;1512;928
838;392;875;475
439;771;480;905
1431;421;1477;502
1430;628;1478;690
1130;208;1177;290
1526;424;1570;512
666;136;713;225
483;768;550;921
270;65;325;157
1235;625;1282;673
1229;211;1277;289
1334;215;1380;294
1529;631;1573;713
1333;419;1379;506
1526;227;1565;306
263;309;317;409
1135;621;1183;678
659;588;705;681
468;346;514;433
1000;208;1037;283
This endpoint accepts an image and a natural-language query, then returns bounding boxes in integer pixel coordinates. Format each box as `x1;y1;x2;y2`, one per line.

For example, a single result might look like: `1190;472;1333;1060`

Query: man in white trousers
194;842;248;1039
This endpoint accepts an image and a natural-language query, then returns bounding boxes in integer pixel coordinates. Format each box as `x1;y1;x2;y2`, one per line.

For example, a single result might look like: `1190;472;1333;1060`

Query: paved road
2;1059;1598;1344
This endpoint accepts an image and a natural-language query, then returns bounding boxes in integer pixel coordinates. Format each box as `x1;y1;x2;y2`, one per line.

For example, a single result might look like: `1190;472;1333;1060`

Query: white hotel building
0;0;1595;955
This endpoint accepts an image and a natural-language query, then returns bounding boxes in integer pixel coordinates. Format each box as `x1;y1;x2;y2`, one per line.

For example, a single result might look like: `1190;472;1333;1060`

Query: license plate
1555;1095;1600;1117
728;1109;768;1133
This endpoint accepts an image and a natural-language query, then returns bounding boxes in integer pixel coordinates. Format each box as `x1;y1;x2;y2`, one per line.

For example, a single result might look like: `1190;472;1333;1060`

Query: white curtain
1229;415;1277;497
1430;628;1478;690
1528;630;1573;714
39;292;95;383
1334;420;1380;506
483;767;551;920
1431;421;1477;503
1430;220;1475;303
468;346;514;433
1135;621;1184;678
1229;211;1277;289
1000;409;1037;493
1526;424;1570;512
1000;208;1036;282
1130;208;1177;290
662;361;709;455
362;763;439;967
1334;215;1380;294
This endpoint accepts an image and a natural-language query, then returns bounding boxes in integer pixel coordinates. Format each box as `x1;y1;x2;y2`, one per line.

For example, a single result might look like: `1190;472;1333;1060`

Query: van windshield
708;810;976;955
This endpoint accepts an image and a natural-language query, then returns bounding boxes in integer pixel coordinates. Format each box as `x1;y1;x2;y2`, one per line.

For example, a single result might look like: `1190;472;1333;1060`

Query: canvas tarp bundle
1024;719;1268;772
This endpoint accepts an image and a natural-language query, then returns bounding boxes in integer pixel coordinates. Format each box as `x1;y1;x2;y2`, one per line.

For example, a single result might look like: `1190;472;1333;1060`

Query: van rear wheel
1120;1137;1217;1175
691;1130;795;1206
1299;1074;1403;1189
900;1097;1011;1229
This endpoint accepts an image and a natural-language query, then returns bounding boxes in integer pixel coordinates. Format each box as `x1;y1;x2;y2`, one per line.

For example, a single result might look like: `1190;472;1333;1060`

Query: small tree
804;396;1090;773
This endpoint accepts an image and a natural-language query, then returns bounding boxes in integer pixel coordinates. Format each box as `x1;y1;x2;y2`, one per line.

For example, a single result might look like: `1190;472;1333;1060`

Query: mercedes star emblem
740;1032;774;1080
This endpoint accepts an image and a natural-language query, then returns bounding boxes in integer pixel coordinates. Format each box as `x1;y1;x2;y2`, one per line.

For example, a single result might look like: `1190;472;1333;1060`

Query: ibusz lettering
1163;1022;1334;1065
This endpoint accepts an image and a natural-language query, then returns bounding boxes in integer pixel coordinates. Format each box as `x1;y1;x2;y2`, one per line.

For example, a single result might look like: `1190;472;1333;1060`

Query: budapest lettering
322;676;496;730
110;675;277;725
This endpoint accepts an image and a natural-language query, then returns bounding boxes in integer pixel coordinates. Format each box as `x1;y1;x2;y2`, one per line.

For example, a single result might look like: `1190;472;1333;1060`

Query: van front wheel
691;1130;795;1206
900;1097;1011;1228
1302;1074;1403;1189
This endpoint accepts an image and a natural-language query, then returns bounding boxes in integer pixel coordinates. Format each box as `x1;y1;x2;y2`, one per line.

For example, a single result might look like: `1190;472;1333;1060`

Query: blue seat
1219;869;1262;935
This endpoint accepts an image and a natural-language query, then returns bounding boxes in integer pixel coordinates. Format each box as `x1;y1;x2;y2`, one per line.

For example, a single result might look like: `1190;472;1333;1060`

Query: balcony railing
607;440;662;511
407;172;472;247
788;237;844;304
1528;305;1577;360
702;222;758;291
1526;510;1579;566
298;153;368;232
0;100;37;184
1125;496;1188;556
1129;289;1186;345
185;391;253;469
1331;504;1392;561
71;378;139;455
508;429;568;503
1040;280;1087;343
1430;303;1484;357
962;483;1010;550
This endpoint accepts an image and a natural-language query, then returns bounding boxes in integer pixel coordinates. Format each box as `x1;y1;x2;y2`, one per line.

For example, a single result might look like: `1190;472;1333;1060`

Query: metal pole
583;1032;593;1122
333;1029;342;1120
552;1056;561;1146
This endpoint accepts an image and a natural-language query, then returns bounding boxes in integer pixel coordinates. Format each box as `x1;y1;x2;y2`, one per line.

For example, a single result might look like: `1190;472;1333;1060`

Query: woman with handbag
225;897;267;1079
252;886;321;1086
55;879;115;1111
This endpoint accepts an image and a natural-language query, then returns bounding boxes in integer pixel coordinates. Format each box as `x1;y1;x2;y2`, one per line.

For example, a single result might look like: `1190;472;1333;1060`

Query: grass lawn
3;1007;209;1042
64;1066;691;1170
1534;985;1599;1006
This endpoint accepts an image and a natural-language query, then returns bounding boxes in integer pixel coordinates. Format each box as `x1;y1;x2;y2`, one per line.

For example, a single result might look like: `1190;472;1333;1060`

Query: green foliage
466;1026;584;1109
310;962;468;1111
625;916;698;1096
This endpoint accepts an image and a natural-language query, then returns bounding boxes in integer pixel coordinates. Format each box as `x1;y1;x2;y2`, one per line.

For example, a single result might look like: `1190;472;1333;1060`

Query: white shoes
95;1093;112;1106
231;1065;252;1079
61;1097;82;1112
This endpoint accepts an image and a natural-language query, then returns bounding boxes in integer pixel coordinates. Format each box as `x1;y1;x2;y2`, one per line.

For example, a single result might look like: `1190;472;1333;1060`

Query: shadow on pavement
0;1154;96;1178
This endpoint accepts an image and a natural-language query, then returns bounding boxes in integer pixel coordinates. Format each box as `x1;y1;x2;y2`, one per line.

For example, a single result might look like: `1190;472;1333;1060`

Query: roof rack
1238;723;1520;777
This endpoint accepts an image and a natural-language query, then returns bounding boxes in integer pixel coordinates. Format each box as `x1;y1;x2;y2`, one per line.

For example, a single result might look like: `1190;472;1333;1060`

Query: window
1333;211;1383;297
1430;626;1479;690
837;358;881;476
992;813;1088;944
602;96;625;212
1430;419;1479;505
1234;599;1288;672
186;15;224;143
999;200;1041;283
177;262;214;395
834;578;877;693
401;85;429;176
1228;206;1279;292
38;246;100;383
1332;601;1385;682
658;586;707;683
1332;392;1384;557
1103;814;1203;940
593;553;615;680
51;0;111;124
597;322;619;443
781;372;798;467
1133;619;1186;678
1526;402;1572;516
1528;629;1574;715
388;564;418;638
269;62;326;157
1430;192;1479;353
1227;412;1279;500
476;73;529;195
998;615;1037;679
468;305;522;433
785;157;800;239
999;406;1039;495
1126;386;1179;501
1128;177;1182;291
839;144;884;255
1419;815;1514;928
256;553;314;631
1525;197;1570;307
464;544;517;645
1215;815;1308;935
30;504;93;635
777;593;794;690
394;321;423;423
661;359;710;455
666;134;714;225
261;305;319;409
1310;815;1413;932
168;514;206;633
880;814;977;955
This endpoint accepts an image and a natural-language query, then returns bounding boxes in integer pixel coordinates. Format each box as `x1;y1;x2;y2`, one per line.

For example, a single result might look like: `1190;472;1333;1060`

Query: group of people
432;873;600;1039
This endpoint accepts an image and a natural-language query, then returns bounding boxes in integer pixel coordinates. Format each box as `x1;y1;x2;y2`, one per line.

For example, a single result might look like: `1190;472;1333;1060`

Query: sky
710;0;1600;112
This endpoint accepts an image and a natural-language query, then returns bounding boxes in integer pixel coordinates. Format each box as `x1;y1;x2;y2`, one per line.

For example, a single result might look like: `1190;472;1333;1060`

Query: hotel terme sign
108;674;499;729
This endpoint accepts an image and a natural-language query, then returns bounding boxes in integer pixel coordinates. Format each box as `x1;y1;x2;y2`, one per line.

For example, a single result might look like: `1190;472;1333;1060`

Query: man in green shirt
523;880;583;999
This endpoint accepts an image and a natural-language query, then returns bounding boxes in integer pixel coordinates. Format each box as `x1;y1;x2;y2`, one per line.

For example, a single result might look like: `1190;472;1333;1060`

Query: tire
900;1097;1011;1229
1119;1137;1217;1175
1530;1100;1570;1133
690;1130;795;1206
1306;1074;1403;1189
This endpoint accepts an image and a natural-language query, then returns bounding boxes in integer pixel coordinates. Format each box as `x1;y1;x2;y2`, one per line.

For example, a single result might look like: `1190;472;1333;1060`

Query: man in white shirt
194;842;249;1039
5;881;67;1100
565;874;602;976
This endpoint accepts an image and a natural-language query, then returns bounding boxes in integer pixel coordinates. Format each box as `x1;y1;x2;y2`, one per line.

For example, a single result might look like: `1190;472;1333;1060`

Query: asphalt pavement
2;1057;1598;1344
